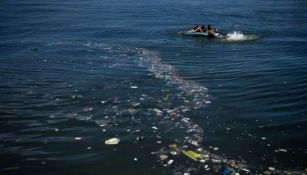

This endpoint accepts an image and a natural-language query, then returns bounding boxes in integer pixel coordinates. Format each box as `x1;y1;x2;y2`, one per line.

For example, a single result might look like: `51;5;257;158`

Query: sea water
0;0;307;174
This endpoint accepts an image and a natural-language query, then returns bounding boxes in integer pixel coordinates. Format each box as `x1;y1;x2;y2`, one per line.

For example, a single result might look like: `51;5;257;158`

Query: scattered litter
136;136;145;141
153;108;163;116
203;154;210;159
75;137;82;140
130;86;138;89
213;147;219;151
182;150;202;161
261;137;267;140
268;167;275;171
220;166;231;175
131;102;140;107
241;168;250;173
133;157;138;161
190;140;199;146
105;138;120;145
263;171;272;175
184;173;190;175
128;108;138;114
156;141;162;144
170;151;178;155
54;128;59;132
159;155;168;161
169;144;177;149
167;159;174;165
276;148;287;153
199;159;206;163
152;126;158;130
212;159;221;163
87;146;92;150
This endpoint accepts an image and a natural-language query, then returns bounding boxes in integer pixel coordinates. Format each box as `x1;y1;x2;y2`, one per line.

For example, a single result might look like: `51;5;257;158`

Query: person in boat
207;24;216;37
198;25;207;32
188;24;199;32
191;24;206;32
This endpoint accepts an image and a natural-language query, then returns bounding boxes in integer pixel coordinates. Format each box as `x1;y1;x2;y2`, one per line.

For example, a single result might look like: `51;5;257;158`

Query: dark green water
0;0;306;174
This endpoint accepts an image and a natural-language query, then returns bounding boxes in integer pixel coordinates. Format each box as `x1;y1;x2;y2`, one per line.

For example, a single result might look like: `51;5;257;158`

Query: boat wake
224;31;259;42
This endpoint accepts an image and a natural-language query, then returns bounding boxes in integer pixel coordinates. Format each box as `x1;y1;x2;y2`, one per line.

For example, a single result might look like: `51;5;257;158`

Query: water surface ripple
1;0;307;174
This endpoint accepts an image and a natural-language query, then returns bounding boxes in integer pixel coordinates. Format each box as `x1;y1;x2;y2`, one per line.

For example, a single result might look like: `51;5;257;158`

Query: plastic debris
170;151;178;155
199;159;206;163
213;147;219;151
219;166;231;175
276;148;287;153
105;138;120;145
75;137;82;140
182;150;202;161
152;126;158;130
268;167;275;171
190;140;199;146
159;155;168;161
153;108;163;116
130;86;138;89
133;157;138;161
212;159;221;163
167;159;174;165
241;168;250;173
136;136;145;141
169;144;177;149
184;173;190;175
263;171;272;175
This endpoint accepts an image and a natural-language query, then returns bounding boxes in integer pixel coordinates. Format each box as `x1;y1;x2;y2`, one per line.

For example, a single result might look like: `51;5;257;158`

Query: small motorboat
179;31;226;39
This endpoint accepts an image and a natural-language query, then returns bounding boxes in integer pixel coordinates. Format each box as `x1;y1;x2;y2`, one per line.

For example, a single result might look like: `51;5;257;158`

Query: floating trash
74;137;82;140
159;155;168;161
276;148;287;153
167;159;174;165
152;126;158;130
213;147;219;151
182;150;203;161
268;167;275;171
136;136;145;141
153;108;163;116
219;166;231;175
169;144;177;149
105;138;120;145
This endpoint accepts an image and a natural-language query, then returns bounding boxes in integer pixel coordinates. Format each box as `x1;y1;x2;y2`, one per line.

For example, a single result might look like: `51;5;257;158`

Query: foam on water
224;31;258;42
